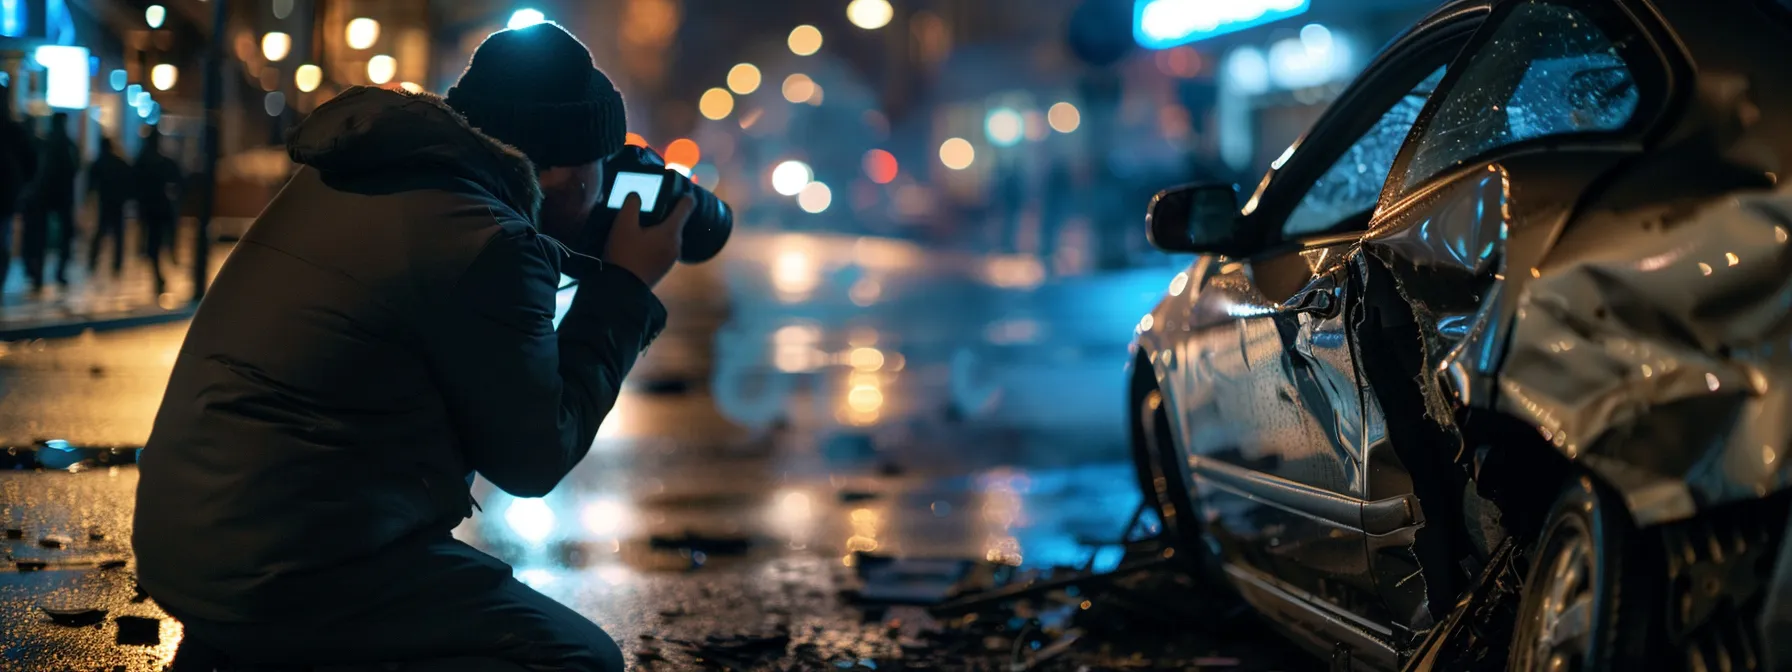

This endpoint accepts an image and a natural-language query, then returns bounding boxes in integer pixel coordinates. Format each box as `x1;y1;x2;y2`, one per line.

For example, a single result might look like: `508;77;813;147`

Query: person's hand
603;193;692;288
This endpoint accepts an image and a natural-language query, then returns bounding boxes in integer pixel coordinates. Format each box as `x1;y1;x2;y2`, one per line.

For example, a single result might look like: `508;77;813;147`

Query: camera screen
607;172;665;211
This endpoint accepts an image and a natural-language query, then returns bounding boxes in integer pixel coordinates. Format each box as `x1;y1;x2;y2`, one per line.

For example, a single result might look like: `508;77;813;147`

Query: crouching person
132;23;689;671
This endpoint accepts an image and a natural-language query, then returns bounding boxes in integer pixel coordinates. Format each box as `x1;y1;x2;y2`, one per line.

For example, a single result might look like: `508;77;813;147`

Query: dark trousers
142;210;173;292
22;200;74;288
89;205;125;276
173;538;624;671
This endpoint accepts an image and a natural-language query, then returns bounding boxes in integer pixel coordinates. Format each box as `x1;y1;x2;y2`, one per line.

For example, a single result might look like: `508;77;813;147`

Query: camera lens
677;183;732;263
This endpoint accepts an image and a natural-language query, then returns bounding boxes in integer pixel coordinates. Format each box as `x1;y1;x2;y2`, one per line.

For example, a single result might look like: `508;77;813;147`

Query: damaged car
1127;0;1792;668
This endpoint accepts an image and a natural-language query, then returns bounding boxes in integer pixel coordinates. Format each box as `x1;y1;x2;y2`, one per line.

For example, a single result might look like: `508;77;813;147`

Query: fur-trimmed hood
288;86;542;223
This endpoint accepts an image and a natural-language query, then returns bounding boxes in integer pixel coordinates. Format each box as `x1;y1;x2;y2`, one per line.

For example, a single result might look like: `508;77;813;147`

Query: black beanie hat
446;22;626;168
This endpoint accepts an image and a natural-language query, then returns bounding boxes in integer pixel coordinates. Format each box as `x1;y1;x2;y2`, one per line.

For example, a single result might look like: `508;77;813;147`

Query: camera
583;145;733;264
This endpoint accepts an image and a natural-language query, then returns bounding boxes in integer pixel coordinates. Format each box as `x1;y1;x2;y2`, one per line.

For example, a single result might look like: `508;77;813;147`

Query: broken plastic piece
40;603;107;627
115;615;161;645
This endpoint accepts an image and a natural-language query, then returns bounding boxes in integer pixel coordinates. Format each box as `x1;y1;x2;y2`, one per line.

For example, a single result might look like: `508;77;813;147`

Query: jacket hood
288;87;541;222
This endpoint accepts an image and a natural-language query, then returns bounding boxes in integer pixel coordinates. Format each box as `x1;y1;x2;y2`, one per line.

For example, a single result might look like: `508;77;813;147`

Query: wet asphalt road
0;233;1316;671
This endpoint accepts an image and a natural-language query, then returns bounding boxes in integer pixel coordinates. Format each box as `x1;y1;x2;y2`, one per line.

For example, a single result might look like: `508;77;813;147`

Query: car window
1283;66;1448;237
1400;1;1640;189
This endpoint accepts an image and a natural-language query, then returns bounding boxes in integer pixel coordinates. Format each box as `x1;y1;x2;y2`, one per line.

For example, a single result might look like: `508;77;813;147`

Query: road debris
39;534;72;548
115;615;161;646
39;603;107;627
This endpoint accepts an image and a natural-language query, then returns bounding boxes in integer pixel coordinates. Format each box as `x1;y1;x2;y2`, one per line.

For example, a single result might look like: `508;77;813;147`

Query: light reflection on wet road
0;233;1299;669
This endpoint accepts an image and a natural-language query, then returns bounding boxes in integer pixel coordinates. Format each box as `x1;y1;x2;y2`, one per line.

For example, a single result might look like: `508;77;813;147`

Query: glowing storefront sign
1134;0;1311;49
34;45;90;110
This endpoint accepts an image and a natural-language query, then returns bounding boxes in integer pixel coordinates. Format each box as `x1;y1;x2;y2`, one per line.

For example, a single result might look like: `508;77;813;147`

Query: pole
193;0;228;303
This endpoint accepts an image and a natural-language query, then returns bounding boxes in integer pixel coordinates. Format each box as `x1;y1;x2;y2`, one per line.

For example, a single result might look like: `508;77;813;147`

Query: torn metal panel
1500;187;1792;525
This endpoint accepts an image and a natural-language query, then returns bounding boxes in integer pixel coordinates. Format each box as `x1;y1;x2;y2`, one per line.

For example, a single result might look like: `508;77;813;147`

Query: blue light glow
985;107;1024;148
0;0;21;38
34;45;90;110
1134;0;1311;49
507;8;546;30
133;90;152;108
109;69;127;91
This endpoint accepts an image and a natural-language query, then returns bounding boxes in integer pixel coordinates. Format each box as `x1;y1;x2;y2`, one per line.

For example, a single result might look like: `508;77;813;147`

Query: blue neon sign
1134;0;1312;49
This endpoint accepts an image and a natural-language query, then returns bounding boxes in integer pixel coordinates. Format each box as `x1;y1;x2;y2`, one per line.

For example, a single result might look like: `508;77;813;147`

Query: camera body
584;145;733;264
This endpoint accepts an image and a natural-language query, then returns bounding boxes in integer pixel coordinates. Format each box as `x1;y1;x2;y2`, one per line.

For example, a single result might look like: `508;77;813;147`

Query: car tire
1130;385;1203;551
1507;476;1663;671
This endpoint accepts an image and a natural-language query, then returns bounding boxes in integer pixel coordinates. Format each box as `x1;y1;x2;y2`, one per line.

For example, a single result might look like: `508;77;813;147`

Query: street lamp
367;55;396;85
346;18;380;50
262;32;291;62
145;5;166;29
151;63;178;91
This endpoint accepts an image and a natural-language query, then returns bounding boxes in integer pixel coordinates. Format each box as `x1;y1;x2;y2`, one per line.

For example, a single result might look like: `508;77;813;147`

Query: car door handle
1279;284;1339;318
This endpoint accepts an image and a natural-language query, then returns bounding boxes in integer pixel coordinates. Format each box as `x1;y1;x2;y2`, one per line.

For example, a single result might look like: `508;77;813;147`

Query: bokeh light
850;347;885;371
846;384;884;413
782;73;816;104
939;138;975;170
345;18;380;50
507;8;547;30
366;54;396;84
985;107;1024;147
400;81;423;93
263;91;286;116
788;25;823;56
261;32;291;61
772;160;813;196
145;5;165;29
625;133;649;148
863;149;898;184
504;497;556;543
727;63;761;94
294;64;321;92
798;182;833;213
847;0;894;29
665;138;701;167
1155;46;1203;78
1048;102;1081;133
150;64;177;91
699;87;734;120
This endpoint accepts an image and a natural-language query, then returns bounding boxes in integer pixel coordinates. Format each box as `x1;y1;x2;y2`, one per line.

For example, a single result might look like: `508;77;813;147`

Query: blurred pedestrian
134;22;685;672
86;137;132;278
0;84;35;294
134;129;181;294
22;111;78;290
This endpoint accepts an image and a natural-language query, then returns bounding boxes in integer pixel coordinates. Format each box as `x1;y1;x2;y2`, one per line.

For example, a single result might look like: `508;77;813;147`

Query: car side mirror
1145;183;1255;257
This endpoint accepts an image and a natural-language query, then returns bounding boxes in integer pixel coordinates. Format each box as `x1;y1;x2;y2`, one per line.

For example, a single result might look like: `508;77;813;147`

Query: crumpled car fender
1499;187;1792;526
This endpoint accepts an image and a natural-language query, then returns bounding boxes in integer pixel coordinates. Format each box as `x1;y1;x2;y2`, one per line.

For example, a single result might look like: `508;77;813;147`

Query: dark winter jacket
133;144;182;219
0;115;35;209
132;87;665;623
34;128;78;207
88;150;132;214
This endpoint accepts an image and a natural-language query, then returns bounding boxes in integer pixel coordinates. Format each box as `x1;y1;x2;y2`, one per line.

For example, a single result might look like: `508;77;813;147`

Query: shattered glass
1401;1;1639;189
1284;66;1448;237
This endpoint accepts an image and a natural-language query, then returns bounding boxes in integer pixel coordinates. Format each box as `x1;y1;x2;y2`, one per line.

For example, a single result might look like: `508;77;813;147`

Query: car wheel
1131;385;1202;548
1508;476;1662;671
